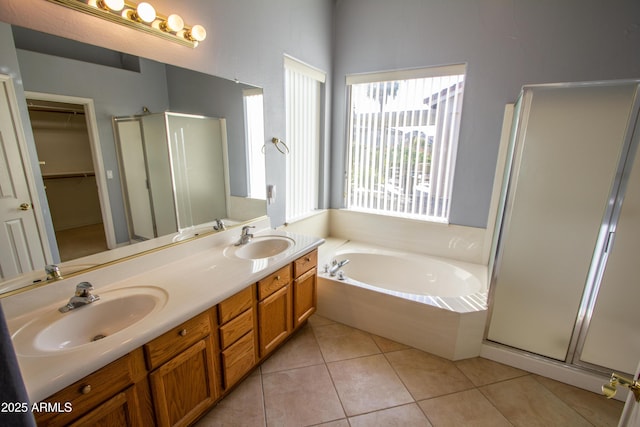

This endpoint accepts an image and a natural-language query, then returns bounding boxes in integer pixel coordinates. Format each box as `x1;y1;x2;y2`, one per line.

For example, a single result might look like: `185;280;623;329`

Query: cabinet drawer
221;331;256;388
294;249;318;277
218;285;255;324
145;311;211;370
219;307;254;350
257;265;292;300
35;350;142;427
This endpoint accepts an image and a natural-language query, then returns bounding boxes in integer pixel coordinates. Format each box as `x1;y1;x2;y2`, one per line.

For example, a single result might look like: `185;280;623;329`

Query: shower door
487;82;640;367
575;127;640;375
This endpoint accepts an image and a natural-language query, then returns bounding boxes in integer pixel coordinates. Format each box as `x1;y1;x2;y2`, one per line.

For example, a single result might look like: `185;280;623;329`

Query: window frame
344;64;466;223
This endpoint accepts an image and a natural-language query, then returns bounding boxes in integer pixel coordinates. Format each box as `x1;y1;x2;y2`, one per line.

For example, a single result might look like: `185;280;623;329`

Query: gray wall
331;0;640;228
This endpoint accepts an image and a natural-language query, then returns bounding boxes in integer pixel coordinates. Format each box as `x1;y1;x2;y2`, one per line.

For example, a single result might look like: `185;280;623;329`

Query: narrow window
284;56;325;222
345;64;466;222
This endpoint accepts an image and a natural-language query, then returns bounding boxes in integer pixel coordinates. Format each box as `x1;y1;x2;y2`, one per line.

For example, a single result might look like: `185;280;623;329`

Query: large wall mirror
0;25;267;295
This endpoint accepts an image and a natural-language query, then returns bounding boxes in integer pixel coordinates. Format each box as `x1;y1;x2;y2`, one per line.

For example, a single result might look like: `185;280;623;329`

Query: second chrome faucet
59;282;100;313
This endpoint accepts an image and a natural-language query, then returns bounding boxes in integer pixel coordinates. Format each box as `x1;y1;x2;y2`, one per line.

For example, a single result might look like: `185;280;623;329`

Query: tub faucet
329;259;350;276
235;225;255;246
59;282;100;313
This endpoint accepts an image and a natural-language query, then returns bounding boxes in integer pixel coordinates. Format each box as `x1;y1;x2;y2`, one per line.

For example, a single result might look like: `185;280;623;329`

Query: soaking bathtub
317;239;488;360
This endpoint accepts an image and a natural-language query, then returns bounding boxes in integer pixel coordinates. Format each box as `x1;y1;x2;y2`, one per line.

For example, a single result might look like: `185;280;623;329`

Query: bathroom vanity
2;218;322;426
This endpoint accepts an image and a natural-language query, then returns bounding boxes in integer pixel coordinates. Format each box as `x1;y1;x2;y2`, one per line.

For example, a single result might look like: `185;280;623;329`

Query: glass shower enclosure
113;112;228;241
487;80;640;377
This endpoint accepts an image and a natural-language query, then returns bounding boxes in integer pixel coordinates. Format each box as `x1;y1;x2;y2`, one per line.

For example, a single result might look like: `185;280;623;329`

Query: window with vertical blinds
345;64;466;222
284;56;325;222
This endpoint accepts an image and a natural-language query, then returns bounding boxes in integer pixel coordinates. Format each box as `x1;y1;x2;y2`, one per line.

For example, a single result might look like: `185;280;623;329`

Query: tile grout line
307;319;352;426
528;374;597;426
258;366;269;427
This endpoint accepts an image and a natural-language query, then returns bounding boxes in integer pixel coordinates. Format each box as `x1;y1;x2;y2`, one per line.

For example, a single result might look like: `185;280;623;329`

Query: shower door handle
604;231;616;254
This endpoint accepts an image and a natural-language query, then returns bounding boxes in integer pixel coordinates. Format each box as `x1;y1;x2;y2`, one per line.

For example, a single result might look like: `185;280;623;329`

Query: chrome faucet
59;282;100;313
213;218;226;231
329;259;350;276
235;226;255;246
45;264;63;281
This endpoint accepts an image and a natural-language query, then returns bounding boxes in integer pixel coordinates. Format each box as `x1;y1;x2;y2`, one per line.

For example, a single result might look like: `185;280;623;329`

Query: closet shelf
42;172;95;179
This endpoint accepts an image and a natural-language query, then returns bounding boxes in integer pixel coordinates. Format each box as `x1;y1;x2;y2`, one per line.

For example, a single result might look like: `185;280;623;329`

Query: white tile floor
195;315;624;426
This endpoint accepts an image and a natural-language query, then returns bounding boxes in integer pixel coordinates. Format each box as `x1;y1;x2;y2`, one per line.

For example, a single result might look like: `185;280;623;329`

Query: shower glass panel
487;83;638;361
166;113;228;229
578;133;640;374
114;112;228;241
115;119;157;240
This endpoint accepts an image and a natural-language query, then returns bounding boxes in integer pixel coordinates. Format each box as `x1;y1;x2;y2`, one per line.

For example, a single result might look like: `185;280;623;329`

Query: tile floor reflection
195;315;624;426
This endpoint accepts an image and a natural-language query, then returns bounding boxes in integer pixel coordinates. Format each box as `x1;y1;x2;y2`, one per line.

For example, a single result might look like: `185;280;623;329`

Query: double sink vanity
3;217;323;426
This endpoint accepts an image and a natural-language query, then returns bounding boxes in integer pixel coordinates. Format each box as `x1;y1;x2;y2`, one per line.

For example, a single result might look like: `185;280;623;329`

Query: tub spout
329;259;349;276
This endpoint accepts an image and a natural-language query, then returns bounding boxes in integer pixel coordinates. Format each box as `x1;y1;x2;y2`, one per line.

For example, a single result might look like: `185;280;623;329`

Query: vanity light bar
46;0;207;48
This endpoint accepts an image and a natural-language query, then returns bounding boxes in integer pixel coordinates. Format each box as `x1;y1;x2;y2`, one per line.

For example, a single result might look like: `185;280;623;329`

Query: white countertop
2;218;324;402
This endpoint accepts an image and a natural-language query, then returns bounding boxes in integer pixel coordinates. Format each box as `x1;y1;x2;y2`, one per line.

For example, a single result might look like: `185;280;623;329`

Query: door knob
602;373;640;402
19;203;31;211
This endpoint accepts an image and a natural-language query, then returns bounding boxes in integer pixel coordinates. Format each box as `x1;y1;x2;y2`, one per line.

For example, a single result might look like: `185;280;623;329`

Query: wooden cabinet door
258;284;292;357
68;385;143;427
293;268;317;328
149;338;218;427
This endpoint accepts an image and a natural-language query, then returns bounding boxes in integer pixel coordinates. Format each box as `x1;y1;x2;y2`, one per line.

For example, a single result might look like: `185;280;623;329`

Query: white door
0;75;47;279
579;133;640;374
618;360;640;427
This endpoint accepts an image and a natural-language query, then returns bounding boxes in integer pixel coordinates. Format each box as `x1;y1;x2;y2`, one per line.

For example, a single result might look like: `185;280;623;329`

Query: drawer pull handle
81;384;92;395
276;275;281;281
179;329;188;337
305;256;311;262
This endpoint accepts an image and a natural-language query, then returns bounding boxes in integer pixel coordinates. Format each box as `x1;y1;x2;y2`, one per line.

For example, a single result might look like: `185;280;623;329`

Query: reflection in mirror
244;88;267;200
0;25;267;296
114;112;229;240
26;99;109;261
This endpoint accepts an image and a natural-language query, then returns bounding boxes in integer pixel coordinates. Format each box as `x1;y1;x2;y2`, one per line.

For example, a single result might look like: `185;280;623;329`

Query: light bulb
163;14;184;32
188;24;207;42
136;2;156;23
99;0;124;11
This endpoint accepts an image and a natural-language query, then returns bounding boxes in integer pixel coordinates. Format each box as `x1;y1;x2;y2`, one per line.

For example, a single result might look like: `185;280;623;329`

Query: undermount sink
12;286;168;355
225;235;295;260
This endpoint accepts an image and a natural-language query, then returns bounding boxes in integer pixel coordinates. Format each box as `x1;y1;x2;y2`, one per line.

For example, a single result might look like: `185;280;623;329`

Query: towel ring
261;137;290;155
